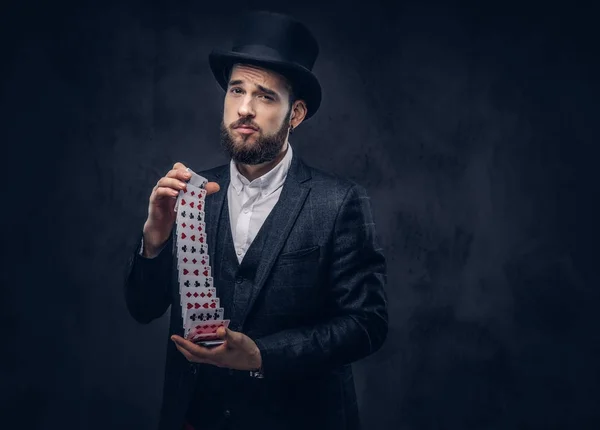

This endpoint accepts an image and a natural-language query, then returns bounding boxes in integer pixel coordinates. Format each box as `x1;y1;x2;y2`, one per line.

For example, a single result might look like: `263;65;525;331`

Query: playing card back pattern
175;168;230;344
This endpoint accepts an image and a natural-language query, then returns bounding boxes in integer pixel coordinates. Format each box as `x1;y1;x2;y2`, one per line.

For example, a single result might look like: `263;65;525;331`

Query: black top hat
208;11;322;120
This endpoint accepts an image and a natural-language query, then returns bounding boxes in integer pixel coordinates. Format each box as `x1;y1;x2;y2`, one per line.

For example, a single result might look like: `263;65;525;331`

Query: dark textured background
2;0;598;429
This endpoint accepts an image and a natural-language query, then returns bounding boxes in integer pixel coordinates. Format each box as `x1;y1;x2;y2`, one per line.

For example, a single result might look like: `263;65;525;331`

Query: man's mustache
231;118;260;131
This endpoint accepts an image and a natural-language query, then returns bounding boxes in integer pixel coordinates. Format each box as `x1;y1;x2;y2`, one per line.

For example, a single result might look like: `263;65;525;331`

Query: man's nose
238;96;256;117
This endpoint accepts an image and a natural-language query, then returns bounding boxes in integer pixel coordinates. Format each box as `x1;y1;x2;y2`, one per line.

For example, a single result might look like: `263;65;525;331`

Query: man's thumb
217;326;232;340
205;182;220;195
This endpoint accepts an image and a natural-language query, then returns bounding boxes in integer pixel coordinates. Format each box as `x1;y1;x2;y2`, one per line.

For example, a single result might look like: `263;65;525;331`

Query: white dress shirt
228;141;293;263
140;142;294;261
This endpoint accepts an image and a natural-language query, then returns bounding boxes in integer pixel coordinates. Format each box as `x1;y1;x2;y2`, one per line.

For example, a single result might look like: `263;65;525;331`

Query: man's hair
225;64;297;108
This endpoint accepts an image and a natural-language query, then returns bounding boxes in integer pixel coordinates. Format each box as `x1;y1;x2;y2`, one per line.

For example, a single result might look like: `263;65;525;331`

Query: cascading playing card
181;276;214;289
183;298;220;311
187;320;231;343
177;254;210;270
178;219;207;235
178;230;208;246
178;194;205;212
178;262;211;282
177;242;208;258
179;207;205;223
186;307;224;323
181;254;209;264
181;285;216;298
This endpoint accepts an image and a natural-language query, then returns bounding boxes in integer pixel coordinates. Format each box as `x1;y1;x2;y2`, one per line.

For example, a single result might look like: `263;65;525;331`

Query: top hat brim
209;49;322;120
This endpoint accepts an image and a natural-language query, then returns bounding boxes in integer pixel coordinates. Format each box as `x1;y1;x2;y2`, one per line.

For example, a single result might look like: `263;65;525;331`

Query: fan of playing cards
174;168;230;347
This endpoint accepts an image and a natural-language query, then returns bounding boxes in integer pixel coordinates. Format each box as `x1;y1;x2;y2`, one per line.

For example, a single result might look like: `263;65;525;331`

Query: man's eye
230;88;242;94
259;94;273;100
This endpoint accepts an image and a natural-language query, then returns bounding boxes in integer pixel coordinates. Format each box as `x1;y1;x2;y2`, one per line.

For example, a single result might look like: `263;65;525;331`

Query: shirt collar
229;141;294;197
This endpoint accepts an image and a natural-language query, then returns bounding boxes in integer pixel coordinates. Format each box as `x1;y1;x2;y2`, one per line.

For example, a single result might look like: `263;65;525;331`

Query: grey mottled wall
2;0;598;429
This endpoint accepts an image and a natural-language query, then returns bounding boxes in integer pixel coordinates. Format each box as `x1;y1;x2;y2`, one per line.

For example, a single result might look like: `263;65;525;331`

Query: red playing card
179;262;211;279
180;256;209;266
186;319;230;342
181;266;210;278
184;298;219;310
181;286;216;298
178;231;207;246
179;221;206;234
184;187;207;199
179;187;206;207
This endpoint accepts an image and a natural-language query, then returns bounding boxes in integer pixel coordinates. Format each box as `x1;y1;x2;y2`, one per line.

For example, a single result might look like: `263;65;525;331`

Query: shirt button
243;208;249;214
236;249;242;255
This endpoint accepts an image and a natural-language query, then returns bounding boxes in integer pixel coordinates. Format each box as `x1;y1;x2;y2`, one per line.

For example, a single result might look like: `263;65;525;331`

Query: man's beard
219;116;290;165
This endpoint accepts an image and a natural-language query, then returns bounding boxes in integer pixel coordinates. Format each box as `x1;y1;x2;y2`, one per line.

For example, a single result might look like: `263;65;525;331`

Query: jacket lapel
238;155;312;328
203;154;313;329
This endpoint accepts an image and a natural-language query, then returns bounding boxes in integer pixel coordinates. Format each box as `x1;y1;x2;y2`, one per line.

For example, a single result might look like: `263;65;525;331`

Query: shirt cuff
139;236;168;259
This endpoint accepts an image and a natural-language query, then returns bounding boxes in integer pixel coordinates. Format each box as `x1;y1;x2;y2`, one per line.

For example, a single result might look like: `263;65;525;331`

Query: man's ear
290;100;307;128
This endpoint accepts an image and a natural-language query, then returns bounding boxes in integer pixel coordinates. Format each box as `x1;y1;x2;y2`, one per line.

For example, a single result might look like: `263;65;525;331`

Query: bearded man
124;10;389;430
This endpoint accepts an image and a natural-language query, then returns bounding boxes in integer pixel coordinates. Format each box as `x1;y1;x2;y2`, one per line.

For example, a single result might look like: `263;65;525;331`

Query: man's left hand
171;327;262;371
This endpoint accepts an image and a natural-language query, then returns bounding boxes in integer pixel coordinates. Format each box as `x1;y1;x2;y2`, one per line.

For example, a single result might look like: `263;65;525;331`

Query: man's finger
173;342;196;362
173;162;187;170
173;340;214;364
153;186;180;200
156;177;187;192
166;169;219;195
166;168;192;181
172;335;214;360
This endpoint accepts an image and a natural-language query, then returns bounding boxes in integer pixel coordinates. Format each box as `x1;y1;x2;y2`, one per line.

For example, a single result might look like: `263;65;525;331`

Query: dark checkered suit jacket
124;154;388;430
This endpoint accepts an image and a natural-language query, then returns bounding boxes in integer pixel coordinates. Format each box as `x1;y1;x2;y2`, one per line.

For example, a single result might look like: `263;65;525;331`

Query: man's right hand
142;162;220;258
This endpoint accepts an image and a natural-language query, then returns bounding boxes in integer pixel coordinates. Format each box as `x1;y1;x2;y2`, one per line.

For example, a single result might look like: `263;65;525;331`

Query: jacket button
224;409;231;418
235;277;243;284
189;364;197;374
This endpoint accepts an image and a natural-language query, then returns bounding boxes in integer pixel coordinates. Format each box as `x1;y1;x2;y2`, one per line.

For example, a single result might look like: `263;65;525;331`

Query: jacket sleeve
123;230;174;324
253;184;389;379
